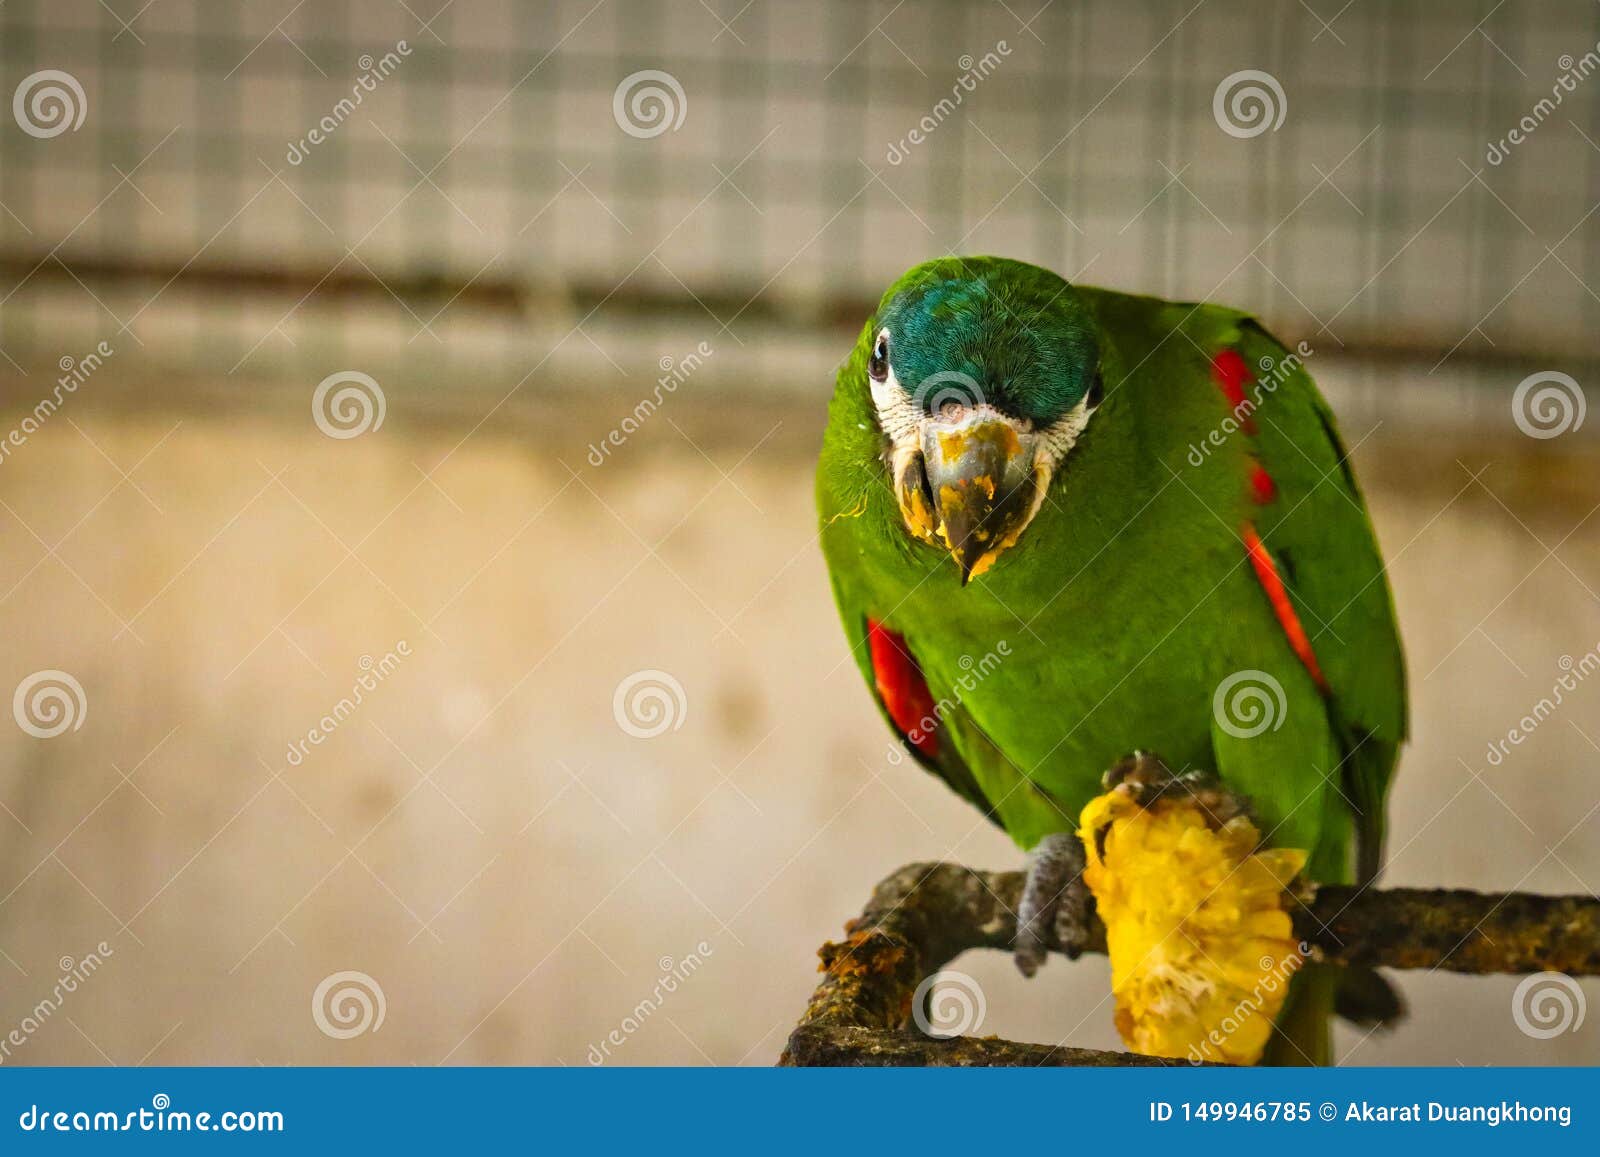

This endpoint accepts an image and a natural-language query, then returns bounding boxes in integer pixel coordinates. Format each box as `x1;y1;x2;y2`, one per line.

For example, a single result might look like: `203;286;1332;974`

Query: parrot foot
1013;831;1091;977
1102;751;1253;828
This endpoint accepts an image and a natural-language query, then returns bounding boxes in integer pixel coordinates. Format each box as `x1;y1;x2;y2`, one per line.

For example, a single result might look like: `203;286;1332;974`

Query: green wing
1232;319;1408;881
1061;294;1407;881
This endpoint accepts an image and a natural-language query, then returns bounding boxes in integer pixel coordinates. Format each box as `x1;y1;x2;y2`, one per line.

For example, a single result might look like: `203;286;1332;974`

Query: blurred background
1;0;1597;1065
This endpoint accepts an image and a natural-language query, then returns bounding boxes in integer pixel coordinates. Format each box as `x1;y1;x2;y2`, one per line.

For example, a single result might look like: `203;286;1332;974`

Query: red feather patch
1211;348;1279;506
1249;460;1277;505
866;619;940;757
1210;349;1257;434
1242;525;1329;694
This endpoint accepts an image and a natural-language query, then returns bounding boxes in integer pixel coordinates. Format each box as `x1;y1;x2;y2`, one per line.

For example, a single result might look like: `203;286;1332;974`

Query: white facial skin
868;326;1097;577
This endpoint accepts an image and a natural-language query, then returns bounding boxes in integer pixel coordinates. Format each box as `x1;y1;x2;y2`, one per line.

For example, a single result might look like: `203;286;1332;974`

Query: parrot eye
868;332;890;382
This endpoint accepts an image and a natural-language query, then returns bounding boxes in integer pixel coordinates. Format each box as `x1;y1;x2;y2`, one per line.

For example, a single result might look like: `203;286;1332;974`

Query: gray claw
1014;831;1090;976
1054;878;1092;960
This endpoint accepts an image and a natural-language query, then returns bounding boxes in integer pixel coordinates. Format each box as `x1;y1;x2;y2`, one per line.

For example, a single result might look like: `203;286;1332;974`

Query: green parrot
816;256;1406;1064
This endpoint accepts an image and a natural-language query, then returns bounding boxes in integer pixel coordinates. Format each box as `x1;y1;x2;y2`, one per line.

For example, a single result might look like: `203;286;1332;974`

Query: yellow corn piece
1078;788;1307;1065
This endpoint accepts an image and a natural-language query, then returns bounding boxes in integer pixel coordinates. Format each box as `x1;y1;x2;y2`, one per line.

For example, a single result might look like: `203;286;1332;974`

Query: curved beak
918;413;1045;584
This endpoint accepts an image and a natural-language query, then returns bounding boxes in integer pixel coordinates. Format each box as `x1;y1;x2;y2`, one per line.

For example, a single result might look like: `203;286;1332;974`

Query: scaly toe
1013;831;1089;975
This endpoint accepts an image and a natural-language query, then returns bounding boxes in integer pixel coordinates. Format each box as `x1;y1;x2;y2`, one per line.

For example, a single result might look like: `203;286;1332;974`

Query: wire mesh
0;0;1597;399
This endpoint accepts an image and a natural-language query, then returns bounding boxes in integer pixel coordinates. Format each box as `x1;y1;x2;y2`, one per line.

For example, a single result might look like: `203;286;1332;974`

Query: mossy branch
780;861;1600;1067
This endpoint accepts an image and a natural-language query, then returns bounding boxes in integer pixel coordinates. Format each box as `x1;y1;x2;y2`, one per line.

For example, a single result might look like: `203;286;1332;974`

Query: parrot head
860;257;1103;583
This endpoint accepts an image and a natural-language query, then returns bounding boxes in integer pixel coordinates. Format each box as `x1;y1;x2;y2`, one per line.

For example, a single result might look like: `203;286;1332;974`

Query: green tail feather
1330;719;1401;885
1264;965;1338;1067
1266;963;1404;1065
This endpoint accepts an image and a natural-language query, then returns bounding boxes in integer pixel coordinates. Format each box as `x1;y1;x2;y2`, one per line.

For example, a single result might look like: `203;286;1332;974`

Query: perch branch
781;861;1600;1067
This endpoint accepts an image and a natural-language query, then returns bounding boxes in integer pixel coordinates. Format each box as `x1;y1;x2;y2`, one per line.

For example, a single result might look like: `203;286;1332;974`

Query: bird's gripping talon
1013;830;1092;977
1102;752;1253;828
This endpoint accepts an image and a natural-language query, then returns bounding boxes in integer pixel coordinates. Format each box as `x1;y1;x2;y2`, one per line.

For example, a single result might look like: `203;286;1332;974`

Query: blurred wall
0;382;1597;1065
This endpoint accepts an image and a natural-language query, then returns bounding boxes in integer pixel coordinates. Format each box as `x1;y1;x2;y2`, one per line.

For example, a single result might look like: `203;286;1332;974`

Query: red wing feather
866;618;940;757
